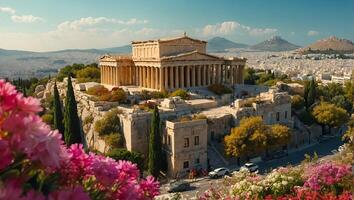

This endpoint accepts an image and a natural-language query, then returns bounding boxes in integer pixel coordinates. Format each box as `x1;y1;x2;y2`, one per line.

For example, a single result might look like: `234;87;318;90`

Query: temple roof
100;54;132;61
160;50;221;61
132;35;207;44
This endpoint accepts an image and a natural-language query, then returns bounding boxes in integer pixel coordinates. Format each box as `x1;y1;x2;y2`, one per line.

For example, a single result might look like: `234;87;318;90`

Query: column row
100;65;135;86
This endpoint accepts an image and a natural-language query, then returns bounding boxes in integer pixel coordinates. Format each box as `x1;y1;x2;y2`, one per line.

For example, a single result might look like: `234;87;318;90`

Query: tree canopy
224;116;291;159
312;102;348;131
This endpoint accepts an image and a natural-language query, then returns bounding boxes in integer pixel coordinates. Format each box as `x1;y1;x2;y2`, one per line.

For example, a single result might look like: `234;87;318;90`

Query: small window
183;161;189;169
167;135;171;145
285;111;288;119
195;158;200;164
184;138;189;148
276;112;280;121
194;136;199;146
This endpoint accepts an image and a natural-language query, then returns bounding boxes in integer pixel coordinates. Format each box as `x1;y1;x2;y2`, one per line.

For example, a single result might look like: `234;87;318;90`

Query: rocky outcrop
38;79;122;153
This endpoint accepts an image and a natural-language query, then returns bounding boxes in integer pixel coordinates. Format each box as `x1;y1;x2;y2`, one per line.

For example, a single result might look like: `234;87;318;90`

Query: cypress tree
64;76;82;145
307;78;316;108
304;80;310;108
148;105;162;178
53;81;65;139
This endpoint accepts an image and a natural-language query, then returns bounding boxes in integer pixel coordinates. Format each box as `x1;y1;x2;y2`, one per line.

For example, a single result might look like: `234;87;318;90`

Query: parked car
331;149;338;154
240;162;259;173
167;181;190;193
208;167;230;178
338;145;346;152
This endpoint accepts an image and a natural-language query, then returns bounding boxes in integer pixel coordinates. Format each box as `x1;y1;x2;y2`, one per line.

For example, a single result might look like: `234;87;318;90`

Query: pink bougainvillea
303;162;352;191
0;79;160;200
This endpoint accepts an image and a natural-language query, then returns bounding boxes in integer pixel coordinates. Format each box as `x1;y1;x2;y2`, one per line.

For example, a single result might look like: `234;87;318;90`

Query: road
157;135;344;199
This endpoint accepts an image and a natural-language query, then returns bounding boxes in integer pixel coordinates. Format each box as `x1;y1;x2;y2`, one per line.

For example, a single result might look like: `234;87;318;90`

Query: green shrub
150;91;168;99
106;148;144;171
103;133;124;148
110;88;127;103
170;89;189;99
94;109;122;136
291;95;305;110
299;109;314;125
76;67;100;83
207;84;232;95
83;115;94;125
42;113;53;125
139;90;168;100
87;85;109;96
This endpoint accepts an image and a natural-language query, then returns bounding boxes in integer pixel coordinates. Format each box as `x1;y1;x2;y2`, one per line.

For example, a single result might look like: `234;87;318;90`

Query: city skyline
0;0;353;51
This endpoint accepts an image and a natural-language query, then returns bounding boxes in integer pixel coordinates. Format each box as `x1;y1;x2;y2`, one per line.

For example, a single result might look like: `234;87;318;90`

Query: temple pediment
161;51;221;61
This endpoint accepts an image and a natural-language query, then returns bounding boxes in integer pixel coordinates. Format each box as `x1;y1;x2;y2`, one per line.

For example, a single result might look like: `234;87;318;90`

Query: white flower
282;180;288;185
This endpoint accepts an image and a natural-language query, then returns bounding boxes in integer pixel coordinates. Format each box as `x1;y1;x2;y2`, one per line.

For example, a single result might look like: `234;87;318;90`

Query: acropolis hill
99;33;246;91
36;35;311;178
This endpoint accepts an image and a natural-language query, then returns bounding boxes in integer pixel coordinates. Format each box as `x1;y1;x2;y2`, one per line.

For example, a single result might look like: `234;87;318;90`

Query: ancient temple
99;34;246;91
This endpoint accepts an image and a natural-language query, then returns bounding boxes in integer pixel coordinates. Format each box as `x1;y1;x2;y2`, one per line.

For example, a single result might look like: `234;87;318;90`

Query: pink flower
0;80;17;114
139;176;160;199
0;139;13;170
0;179;45;200
303;162;352;191
48;186;90;200
91;155;119;186
116;160;140;181
18;115;68;169
16;94;42;113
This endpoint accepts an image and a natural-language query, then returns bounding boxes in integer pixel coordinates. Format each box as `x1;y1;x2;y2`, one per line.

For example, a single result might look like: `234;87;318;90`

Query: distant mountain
298;36;354;54
207;37;248;52
102;45;132;54
250;36;300;52
0;48;36;57
0;45;131;79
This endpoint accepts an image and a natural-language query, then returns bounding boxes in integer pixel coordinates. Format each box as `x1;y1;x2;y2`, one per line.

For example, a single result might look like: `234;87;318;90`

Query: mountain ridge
207;37;249;52
250;36;301;52
298;36;354;54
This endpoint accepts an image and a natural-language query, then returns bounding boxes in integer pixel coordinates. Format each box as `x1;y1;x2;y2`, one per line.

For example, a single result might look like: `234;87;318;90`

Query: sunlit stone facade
100;34;246;91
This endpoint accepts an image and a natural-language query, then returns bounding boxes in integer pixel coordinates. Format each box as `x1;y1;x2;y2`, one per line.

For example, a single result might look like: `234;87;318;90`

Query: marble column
203;65;207;86
197;65;201;86
191;66;196;87
142;67;145;87
160;67;164;91
104;66;106;84
164;67;169;90
107;66;109;84
175;67;179;89
112;67;115;85
169;66;174;89
186;66;190;88
206;65;210;85
180;66;185;88
168;66;175;89
148;67;152;88
155;67;159;90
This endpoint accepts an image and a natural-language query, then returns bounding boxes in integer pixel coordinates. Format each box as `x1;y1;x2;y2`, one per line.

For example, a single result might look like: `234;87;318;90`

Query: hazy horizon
0;0;353;52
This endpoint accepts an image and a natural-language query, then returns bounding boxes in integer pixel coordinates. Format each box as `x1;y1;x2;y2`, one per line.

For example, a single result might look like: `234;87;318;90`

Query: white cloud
202;21;277;37
11;15;44;23
307;30;319;36
202;21;240;36
0;7;15;14
57;17;148;31
248;27;277;36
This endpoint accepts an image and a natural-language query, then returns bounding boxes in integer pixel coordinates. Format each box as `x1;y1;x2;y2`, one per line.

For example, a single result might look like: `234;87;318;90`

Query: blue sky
0;0;353;51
